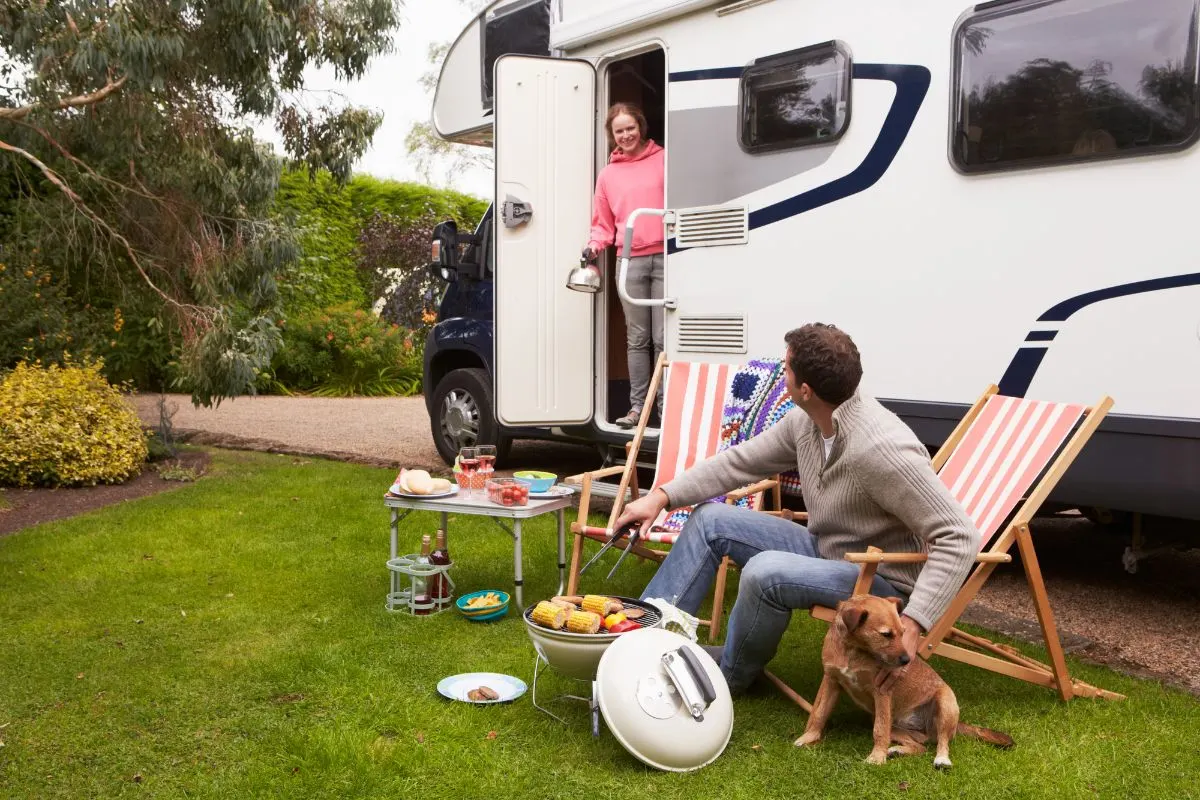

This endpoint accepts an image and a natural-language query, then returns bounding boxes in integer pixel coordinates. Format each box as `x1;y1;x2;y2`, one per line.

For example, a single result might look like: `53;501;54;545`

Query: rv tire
429;367;511;466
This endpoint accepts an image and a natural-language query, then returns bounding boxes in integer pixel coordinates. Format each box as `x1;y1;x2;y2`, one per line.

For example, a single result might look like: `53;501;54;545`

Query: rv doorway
599;47;666;429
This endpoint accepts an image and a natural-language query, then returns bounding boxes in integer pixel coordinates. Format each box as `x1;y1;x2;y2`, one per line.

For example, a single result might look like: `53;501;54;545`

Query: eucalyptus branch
0;75;129;121
0;135;215;325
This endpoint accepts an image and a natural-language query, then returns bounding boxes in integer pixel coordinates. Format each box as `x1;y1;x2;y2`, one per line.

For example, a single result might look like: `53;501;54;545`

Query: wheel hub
441;388;479;448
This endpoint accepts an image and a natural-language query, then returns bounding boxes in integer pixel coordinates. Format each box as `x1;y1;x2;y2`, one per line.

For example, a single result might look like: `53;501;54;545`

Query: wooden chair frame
763;385;1124;708
565;353;779;639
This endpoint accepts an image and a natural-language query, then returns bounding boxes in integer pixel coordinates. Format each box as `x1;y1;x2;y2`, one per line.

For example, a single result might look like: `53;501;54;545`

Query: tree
0;0;400;406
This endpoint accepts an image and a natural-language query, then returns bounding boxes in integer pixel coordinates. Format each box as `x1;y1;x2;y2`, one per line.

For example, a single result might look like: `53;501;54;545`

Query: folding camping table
383;490;573;611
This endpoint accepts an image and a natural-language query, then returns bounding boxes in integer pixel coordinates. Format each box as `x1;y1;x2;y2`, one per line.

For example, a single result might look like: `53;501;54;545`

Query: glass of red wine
476;445;497;482
458;446;480;497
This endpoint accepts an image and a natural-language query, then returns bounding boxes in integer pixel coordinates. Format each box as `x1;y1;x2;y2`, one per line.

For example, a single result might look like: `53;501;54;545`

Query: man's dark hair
784;323;863;405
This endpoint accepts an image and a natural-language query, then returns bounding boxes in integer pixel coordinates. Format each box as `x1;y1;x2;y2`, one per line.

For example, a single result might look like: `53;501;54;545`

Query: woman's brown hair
605;102;648;152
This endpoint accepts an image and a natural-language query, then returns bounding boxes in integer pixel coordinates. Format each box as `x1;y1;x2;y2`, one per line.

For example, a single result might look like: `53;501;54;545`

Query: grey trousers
620;253;665;414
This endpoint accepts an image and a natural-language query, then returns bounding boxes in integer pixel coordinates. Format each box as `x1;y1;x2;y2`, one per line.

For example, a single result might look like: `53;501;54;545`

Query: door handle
617;208;677;310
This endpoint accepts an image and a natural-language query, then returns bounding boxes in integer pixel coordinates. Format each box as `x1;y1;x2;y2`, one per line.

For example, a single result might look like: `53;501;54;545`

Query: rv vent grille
674;205;749;248
676;315;748;354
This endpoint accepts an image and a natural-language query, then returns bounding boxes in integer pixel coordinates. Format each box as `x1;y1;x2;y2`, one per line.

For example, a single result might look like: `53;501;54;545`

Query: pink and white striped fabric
937;395;1086;547
643;361;739;543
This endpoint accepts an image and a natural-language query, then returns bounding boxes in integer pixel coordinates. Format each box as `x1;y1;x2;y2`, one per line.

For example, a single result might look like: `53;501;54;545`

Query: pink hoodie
587;140;665;258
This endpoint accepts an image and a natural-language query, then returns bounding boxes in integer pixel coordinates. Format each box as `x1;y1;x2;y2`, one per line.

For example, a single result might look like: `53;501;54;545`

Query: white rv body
429;0;1200;521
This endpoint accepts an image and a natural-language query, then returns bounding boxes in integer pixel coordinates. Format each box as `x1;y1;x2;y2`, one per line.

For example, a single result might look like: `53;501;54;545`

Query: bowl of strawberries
485;477;529;506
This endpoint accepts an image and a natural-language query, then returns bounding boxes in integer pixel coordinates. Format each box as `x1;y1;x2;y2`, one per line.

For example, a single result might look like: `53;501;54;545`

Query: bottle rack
386;554;455;615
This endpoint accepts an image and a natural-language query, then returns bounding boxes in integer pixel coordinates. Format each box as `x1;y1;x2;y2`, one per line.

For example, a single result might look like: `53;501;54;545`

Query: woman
584;102;665;428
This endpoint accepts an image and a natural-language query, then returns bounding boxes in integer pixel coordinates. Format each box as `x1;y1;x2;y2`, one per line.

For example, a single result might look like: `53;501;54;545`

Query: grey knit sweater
660;391;980;630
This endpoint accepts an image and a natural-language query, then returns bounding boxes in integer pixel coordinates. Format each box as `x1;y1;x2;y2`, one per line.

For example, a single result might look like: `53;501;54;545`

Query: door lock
501;195;533;228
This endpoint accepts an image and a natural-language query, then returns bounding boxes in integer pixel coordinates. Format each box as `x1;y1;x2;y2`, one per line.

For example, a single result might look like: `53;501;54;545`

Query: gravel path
132;392;1200;696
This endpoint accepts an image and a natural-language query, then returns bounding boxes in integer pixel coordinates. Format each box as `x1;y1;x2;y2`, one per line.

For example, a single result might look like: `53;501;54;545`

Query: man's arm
615;412;801;535
658;410;803;510
856;438;980;633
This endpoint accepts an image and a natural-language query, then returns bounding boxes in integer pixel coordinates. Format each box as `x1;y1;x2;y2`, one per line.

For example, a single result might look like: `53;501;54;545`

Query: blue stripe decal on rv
750;64;930;230
998;272;1200;396
1024;330;1057;342
664;63;930;253
669;67;743;81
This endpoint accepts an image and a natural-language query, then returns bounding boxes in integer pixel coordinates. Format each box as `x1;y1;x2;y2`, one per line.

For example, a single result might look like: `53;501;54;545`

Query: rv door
493;54;596;427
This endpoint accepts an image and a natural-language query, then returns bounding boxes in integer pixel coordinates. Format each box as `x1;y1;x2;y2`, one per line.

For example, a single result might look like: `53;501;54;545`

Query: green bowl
513;470;557;493
456;590;510;621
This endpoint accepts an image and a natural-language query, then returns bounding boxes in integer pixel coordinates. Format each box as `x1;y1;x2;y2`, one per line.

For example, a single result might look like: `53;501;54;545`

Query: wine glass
458;446;479;497
476;445;497;481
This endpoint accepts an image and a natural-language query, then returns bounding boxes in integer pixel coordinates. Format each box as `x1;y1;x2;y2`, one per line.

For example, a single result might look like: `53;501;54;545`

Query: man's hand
874;615;923;694
614;488;669;538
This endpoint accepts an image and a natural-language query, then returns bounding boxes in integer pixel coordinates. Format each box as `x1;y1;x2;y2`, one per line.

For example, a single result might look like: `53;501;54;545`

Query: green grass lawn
1;449;1196;799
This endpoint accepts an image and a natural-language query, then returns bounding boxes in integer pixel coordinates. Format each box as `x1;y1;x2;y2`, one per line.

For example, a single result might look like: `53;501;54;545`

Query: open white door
494;54;596;427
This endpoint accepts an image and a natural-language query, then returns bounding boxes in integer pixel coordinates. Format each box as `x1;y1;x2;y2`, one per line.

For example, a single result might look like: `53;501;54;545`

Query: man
617;323;980;694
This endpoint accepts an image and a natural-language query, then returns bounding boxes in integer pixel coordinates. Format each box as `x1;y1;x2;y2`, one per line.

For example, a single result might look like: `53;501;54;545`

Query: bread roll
405;469;434;495
430;477;452;493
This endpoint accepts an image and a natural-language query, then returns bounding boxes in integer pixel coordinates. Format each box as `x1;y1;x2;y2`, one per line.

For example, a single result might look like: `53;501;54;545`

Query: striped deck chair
765;384;1124;708
565;354;779;635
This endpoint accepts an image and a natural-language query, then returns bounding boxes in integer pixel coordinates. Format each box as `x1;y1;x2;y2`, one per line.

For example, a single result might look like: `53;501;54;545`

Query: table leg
513;518;524;611
390;509;399;599
556;509;566;596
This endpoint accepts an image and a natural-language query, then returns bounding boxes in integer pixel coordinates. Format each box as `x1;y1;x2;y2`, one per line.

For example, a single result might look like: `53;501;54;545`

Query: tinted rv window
952;0;1200;172
481;0;552;111
739;41;851;154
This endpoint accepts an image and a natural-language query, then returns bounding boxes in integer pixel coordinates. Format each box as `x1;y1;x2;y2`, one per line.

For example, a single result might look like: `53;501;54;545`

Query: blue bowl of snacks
513;470;557;493
456;590;510;621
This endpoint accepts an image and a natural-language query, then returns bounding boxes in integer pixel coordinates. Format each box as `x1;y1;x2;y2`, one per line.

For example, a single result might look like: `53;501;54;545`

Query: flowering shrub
0;360;148;487
269;302;422;397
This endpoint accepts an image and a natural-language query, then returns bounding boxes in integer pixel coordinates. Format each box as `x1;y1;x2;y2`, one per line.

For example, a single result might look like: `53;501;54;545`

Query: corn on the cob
531;601;567;629
582;594;618;617
567;610;602;634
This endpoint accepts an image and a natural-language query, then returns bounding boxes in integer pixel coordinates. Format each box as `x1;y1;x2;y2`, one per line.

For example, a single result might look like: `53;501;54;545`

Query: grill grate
523;595;663;632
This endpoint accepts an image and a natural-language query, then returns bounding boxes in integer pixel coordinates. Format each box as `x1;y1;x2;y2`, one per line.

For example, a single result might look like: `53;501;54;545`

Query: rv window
952;0;1200;173
481;0;552;111
739;41;851;154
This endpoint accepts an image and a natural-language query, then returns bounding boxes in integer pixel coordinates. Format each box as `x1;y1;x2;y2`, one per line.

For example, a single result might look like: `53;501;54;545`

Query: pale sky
253;0;494;200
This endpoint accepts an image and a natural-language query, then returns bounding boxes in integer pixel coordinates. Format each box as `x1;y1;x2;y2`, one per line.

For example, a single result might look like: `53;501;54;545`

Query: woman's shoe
615;409;640;428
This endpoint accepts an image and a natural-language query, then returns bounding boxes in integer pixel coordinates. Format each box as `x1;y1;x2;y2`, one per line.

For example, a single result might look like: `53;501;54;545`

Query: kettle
566;254;602;293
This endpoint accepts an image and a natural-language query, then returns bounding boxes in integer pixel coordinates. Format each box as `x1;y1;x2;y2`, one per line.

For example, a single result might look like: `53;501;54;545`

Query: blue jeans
639;502;905;693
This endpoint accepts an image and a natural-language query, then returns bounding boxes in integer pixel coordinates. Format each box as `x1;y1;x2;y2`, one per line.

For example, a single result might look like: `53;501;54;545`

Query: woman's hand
582;246;598;262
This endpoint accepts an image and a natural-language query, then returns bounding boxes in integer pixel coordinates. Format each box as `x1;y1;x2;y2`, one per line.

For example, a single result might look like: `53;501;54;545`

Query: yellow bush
0;360;148;488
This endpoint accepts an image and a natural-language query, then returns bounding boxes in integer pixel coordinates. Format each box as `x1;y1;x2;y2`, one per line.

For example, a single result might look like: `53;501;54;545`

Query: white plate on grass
437;672;527;704
387;484;459;499
527;485;574;499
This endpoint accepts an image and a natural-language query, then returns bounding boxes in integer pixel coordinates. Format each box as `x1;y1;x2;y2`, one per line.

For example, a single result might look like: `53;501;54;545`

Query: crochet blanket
656;357;802;533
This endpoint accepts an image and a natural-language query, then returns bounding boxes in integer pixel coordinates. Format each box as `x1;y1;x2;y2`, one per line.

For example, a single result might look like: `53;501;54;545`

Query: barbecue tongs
578;522;642;581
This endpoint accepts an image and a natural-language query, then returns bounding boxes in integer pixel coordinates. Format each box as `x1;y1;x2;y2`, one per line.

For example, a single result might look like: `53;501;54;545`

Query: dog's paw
793;732;821;748
933;756;953;770
887;746;906;759
866;750;889;766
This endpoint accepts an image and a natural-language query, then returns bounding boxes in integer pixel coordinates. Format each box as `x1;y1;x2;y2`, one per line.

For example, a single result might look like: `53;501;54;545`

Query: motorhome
421;0;1200;542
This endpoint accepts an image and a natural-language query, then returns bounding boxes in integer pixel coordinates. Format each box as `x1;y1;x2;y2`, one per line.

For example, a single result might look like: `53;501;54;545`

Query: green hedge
273;170;488;319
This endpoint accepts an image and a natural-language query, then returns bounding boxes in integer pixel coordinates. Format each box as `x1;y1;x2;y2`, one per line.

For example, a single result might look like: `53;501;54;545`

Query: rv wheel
429;367;511;466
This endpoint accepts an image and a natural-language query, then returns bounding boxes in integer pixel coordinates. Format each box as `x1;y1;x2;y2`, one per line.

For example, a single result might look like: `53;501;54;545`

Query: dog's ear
885;596;905;612
839;605;868;633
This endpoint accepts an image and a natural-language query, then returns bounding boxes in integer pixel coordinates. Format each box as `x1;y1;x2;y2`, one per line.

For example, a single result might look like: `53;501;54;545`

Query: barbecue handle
679;645;718;707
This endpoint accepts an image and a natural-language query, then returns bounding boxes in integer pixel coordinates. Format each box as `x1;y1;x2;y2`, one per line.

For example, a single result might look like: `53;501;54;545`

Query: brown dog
793;594;1013;768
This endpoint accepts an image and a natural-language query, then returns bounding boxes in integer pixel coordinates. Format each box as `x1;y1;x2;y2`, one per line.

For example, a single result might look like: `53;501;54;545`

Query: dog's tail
956;722;1015;749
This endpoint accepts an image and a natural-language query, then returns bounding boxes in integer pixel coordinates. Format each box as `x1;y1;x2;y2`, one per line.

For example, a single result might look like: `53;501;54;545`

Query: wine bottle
430;529;452;608
412;534;433;615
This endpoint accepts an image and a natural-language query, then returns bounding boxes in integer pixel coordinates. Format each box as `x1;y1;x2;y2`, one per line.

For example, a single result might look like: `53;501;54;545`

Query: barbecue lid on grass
594;627;733;772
